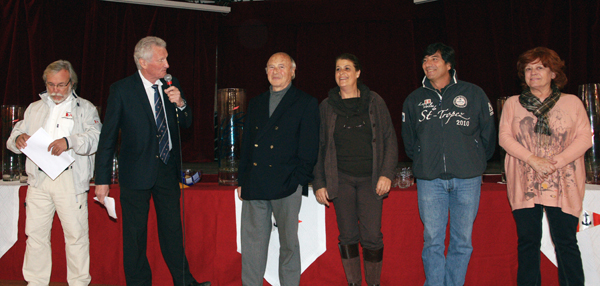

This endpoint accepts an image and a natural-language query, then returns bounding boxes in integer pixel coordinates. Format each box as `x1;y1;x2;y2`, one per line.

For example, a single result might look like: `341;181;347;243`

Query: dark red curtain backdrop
1;0;599;162
0;0;218;161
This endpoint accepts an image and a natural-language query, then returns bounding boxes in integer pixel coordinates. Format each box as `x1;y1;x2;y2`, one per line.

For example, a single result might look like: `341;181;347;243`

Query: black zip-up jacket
401;70;496;180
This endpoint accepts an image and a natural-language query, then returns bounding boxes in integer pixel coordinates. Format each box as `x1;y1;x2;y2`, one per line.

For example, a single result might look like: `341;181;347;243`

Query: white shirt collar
138;70;163;89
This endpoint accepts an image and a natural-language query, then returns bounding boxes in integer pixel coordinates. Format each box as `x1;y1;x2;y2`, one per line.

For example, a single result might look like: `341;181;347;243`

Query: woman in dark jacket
313;53;398;286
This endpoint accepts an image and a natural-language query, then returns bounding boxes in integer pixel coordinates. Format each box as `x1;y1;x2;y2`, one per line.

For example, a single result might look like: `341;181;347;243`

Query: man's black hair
423;43;456;69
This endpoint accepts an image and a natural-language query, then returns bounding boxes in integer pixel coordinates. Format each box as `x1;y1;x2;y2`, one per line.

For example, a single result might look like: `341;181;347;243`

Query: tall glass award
579;83;600;184
217;88;246;186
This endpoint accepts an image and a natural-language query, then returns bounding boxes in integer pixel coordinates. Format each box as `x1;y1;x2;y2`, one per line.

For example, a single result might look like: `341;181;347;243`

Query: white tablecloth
0;183;22;258
541;184;600;285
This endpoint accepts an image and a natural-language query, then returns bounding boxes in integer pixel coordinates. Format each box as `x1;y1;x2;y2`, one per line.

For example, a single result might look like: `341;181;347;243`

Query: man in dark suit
95;36;209;286
235;52;320;286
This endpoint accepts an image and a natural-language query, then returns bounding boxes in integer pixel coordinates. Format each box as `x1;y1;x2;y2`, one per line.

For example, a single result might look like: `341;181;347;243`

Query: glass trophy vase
579;83;600;184
217;88;246;186
2;105;25;181
496;97;509;183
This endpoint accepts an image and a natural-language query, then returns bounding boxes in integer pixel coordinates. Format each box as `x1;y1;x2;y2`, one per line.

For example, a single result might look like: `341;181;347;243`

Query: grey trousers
241;186;303;286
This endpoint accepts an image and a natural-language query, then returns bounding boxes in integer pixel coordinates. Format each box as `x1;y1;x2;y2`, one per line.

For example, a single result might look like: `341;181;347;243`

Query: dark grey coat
312;88;398;200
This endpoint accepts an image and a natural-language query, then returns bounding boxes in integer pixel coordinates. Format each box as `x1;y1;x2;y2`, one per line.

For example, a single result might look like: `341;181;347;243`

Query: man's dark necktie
152;84;170;164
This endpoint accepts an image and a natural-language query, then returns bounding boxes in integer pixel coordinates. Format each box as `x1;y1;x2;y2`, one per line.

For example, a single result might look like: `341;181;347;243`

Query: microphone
164;74;173;86
164;73;177;112
164;73;181;119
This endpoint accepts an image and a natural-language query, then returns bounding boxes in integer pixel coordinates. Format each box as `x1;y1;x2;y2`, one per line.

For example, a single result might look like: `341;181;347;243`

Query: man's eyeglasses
46;79;71;90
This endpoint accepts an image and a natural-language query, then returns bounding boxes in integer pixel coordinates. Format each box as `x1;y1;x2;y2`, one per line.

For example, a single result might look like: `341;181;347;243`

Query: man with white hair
7;60;101;285
95;36;209;286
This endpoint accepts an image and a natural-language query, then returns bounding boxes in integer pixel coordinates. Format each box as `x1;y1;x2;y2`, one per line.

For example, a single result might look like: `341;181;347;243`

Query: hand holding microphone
163;74;185;108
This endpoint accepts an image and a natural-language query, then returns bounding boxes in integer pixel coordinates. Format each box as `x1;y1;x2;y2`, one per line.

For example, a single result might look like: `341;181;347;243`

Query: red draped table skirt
0;176;561;285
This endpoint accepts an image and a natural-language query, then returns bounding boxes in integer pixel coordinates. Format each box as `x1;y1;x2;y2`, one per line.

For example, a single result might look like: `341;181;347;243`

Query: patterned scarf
518;84;561;136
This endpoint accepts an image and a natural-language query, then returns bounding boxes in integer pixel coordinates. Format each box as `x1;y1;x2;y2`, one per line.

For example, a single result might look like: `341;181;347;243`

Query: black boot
339;243;362;286
363;247;383;286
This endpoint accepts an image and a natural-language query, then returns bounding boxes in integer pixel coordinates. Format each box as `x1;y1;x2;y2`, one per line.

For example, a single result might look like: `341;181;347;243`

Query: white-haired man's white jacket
6;91;102;194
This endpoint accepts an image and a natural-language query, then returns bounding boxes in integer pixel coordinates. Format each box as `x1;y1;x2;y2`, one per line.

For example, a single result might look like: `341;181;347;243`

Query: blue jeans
417;176;482;286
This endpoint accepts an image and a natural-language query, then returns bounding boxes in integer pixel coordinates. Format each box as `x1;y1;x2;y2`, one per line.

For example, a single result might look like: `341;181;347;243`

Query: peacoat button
155;155;159;159
253;162;257;166
270;145;274;149
269;165;272;167
275;126;279;130
254;144;258;147
256;126;259;130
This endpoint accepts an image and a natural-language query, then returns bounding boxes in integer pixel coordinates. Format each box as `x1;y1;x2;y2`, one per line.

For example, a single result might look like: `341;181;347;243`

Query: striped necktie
152;84;170;164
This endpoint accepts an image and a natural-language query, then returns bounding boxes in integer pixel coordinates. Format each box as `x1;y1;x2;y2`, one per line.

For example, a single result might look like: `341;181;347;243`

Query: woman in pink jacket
499;47;591;285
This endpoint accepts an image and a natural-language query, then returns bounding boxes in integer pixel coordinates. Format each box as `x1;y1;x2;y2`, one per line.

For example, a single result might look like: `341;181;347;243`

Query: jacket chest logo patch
453;96;467;108
63;112;73;119
418;99;435;109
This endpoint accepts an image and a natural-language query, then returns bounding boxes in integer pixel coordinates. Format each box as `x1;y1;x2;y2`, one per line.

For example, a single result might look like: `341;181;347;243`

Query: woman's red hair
517;47;567;90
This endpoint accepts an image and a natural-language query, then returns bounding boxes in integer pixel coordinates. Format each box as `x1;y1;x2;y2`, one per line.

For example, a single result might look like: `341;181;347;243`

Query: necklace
339;88;359;99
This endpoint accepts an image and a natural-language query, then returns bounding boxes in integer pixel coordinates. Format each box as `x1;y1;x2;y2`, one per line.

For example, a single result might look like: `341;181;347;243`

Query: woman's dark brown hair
336;53;362;72
517;47;567;90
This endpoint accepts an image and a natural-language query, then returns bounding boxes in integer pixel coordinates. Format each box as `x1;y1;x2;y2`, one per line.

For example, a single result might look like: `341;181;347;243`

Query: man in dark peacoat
95;36;209;286
236;52;320;286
